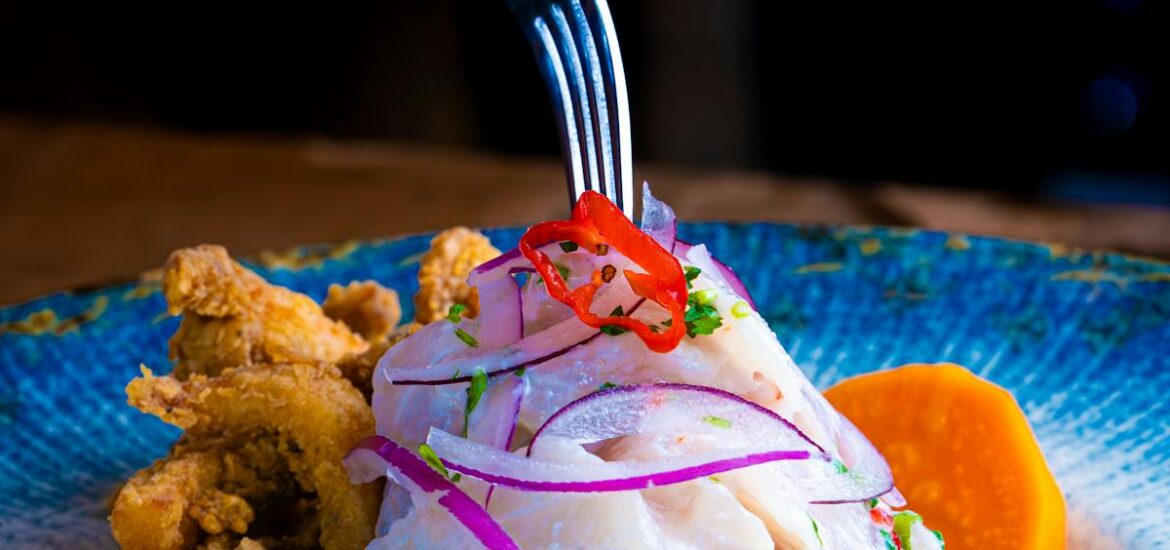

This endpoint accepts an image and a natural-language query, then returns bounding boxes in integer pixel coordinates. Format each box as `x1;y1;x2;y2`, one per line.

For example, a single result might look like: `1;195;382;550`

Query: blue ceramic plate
2;223;1167;549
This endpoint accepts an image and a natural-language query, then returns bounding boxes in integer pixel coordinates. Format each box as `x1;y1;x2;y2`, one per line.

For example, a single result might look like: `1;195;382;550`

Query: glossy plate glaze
1;223;1167;549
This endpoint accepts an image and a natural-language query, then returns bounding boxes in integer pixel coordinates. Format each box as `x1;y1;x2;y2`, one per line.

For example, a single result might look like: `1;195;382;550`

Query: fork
507;0;634;219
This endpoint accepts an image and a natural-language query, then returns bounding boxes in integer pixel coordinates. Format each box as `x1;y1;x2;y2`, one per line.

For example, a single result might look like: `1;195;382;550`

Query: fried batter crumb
189;488;254;535
413;227;500;324
322;280;402;343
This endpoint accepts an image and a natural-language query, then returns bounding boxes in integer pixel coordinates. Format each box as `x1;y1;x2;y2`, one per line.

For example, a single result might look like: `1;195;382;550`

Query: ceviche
111;186;1064;550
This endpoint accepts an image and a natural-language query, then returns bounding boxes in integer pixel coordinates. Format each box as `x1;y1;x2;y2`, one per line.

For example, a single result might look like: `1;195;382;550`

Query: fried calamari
114;230;499;549
164;245;368;380
322;281;402;343
413;227;500;323
116;363;380;550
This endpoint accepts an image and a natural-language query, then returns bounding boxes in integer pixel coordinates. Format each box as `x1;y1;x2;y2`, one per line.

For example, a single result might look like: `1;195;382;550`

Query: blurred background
1;0;1168;302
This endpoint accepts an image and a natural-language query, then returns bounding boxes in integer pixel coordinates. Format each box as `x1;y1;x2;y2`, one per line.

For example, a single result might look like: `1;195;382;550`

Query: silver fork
507;0;634;219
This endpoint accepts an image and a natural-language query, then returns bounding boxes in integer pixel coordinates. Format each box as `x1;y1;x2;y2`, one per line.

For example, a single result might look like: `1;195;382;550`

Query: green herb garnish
514;366;527;377
684;266;701;288
599;382;617;391
932;529;945;549
879;529;897;550
731;300;752;318
446;303;467;323
418;443;455;480
809;514;824;547
559;241;579;252
833;459;849;474
535;264;571;285
691;288;718;306
684;303;723;337
454;328;478;348
867;498;879;509
462;368;488;437
600;305;628;336
659;292;724;338
702;415;732;428
893;511;923;550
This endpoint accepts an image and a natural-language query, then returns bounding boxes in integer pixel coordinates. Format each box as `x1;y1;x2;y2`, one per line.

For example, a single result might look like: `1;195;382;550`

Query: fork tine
577;0;632;219
525;11;587;209
546;4;602;195
509;0;634;219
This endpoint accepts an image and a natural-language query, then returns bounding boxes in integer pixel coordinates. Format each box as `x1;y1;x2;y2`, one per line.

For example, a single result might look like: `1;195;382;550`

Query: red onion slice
467;375;527;451
880;485;907;508
344;436;521;550
426;428;812;493
472;275;524;349
521;383;890;503
528;383;826;456
639;182;677;251
802;386;898;504
424;384;831;494
467;375;528;507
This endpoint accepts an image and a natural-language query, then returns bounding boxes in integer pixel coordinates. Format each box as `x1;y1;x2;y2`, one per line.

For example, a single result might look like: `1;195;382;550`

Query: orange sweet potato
825;363;1065;550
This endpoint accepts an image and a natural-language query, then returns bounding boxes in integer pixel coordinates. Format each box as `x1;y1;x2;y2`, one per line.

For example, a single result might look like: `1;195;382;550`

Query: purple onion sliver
472;247;523;275
639;182;678;252
880;486;907;508
528;382;827;457
344;436;520;550
447;450;811;493
473;276;524;350
483;375;528;507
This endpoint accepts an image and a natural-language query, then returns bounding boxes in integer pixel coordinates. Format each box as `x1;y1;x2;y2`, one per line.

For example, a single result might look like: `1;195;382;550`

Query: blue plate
2;223;1167;548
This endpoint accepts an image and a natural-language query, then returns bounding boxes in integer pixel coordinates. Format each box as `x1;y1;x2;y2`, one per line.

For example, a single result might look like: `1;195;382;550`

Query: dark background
2;0;1167;205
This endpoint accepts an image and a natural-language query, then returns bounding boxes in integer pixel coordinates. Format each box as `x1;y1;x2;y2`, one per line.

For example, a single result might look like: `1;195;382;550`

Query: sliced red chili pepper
519;191;687;353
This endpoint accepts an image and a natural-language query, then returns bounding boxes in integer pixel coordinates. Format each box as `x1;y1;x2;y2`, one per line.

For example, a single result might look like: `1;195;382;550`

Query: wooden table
2;116;1167;305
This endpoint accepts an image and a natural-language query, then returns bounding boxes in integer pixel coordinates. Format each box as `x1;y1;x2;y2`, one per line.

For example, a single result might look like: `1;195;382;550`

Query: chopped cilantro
418;443;454;480
599;382;617;391
446;303;467;323
731;300;752;318
833;459;849;474
451;473;462;483
684;265;701;288
600;325;627;336
514;366;527;377
691;288;718;306
451;368;461;380
684;303;723;337
559;241;579;252
600;305;628;336
809;514;824;547
659;293;724;338
893;511;923;550
702;415;732;428
462;368;488;436
454;328;478;348
867;498;879;509
932;529;945;549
